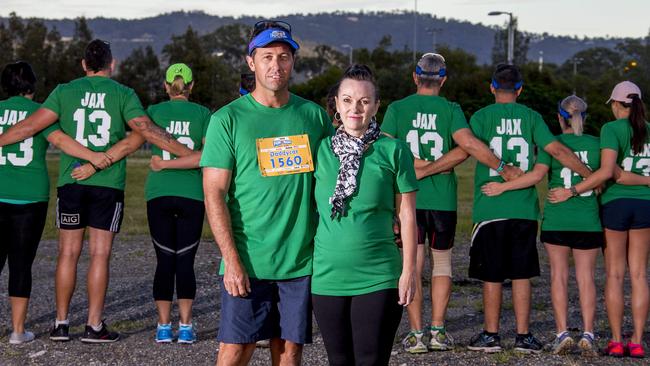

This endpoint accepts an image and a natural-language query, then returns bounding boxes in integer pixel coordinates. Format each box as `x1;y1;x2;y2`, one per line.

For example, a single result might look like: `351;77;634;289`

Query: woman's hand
398;270;416;306
481;182;506;197
71;163;97;181
150;155;165;172
547;187;572;203
89;151;112;170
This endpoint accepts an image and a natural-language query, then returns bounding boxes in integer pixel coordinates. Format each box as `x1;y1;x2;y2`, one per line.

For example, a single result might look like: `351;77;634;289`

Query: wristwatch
570;186;578;197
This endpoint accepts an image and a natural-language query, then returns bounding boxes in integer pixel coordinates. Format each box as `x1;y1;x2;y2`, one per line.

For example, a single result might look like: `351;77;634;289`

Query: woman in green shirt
311;65;418;365
548;81;650;358
482;95;602;355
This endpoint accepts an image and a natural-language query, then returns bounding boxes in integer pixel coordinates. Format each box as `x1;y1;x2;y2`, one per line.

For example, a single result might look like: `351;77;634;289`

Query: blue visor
248;28;300;55
415;65;446;77
492;78;523;91
239;87;250;96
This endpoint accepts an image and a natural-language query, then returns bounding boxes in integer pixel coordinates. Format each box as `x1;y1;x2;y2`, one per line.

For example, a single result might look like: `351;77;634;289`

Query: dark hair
1;61;37;96
326;81;339;117
339;64;380;101
248;20;295;55
492;63;523;92
84;39;113;72
622;94;648;155
240;73;256;94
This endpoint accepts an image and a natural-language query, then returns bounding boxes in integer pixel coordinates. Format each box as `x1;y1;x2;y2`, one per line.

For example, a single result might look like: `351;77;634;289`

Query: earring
334;112;342;122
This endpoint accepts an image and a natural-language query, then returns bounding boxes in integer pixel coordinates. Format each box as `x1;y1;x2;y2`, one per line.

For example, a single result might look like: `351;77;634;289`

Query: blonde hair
168;76;191;97
560;95;588;136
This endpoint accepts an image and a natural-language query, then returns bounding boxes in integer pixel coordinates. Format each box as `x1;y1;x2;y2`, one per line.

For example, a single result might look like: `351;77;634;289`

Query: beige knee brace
431;248;453;277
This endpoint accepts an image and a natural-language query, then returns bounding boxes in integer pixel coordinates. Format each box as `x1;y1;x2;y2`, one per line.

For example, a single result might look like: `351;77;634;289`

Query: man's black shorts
56;183;124;232
416;209;457;250
469;219;539;282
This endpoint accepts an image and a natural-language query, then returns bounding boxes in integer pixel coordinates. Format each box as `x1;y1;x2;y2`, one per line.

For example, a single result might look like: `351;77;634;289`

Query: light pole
341;44;353;65
426;27;443;52
538;51;544;72
488;11;514;64
572;57;584;94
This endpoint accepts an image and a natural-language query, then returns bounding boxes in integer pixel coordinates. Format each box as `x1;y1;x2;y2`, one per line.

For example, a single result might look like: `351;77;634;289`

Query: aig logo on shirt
60;213;80;225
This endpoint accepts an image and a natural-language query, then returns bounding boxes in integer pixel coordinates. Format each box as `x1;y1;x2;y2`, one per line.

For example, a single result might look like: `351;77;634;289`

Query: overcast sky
2;0;648;38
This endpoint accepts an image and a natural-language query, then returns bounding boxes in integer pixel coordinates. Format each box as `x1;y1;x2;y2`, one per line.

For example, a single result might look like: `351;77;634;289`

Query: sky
2;0;648;38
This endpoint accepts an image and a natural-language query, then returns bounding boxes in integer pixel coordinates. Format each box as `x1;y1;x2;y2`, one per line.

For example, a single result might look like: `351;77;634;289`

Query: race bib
256;134;314;177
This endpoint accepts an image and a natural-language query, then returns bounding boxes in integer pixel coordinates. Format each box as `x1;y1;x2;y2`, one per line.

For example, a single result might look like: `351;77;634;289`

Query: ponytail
559;95;587;136
168;76;191;97
626;94;647;155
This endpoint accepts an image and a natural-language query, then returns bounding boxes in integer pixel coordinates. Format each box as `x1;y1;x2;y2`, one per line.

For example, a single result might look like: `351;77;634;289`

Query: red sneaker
627;342;645;358
605;340;625;357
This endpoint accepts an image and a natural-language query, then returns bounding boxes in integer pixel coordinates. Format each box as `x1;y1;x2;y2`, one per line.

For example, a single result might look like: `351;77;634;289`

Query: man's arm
127;115;193;157
203;167;250;297
453;128;523;181
414;147;469;180
103;132;146;163
543;140;592;178
481;163;549;196
150;152;202;171
47;130;112;169
0;108;58;147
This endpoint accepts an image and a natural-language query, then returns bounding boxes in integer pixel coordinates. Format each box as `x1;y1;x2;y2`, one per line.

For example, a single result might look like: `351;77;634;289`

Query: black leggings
0;201;47;298
147;196;204;301
312;288;403;366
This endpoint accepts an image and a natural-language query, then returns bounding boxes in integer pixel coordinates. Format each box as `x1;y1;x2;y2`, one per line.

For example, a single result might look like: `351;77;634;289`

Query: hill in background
2;11;627;65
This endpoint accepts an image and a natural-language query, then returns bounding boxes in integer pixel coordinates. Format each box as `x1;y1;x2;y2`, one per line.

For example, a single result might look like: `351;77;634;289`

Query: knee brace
431;248;453;277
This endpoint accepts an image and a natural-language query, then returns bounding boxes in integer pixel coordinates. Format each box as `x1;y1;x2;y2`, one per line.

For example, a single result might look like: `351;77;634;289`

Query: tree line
1;13;648;135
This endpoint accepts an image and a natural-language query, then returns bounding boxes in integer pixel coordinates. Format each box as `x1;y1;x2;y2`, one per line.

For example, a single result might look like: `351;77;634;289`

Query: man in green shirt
200;21;330;365
382;53;522;354
0;40;192;343
466;64;591;354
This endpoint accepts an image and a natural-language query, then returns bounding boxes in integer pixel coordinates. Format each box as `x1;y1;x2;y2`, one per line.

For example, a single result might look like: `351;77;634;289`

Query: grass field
42;154;547;240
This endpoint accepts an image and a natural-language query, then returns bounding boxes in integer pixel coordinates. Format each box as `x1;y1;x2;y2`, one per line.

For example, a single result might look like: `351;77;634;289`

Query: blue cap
491;78;523;91
247;28;300;56
415;65;446;77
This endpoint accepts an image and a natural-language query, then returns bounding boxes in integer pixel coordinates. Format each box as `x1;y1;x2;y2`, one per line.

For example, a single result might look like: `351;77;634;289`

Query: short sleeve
41;85;62;116
201;107;211;138
121;88;146;122
381;104;398;137
394;141;418;193
536;148;552;167
199;111;235;170
599;123;619;151
532;112;556;148
318;107;334;138
449;103;469;134
469;113;484;140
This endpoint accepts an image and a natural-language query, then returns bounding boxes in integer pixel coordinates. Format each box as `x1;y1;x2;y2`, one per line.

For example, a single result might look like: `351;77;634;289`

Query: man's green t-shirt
382;94;468;211
537;134;602;232
0;96;58;201
600;118;650;204
312;135;418;296
199;93;332;280
470;103;556;222
145;100;211;202
42;76;146;190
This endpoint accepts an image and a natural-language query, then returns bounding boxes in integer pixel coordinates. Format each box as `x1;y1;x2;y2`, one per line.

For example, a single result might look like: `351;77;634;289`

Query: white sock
583;331;594;339
55;319;69;326
91;322;103;332
179;322;192;328
556;330;569;338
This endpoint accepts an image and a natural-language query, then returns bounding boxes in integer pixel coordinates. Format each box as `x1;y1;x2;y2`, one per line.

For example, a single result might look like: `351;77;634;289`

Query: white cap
607;81;642;104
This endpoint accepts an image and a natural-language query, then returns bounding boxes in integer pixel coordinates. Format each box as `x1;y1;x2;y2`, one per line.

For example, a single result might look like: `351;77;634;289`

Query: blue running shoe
178;324;196;344
155;323;173;343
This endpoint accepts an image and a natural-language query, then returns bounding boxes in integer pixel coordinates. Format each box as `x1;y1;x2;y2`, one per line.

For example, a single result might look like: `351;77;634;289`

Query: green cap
165;63;193;84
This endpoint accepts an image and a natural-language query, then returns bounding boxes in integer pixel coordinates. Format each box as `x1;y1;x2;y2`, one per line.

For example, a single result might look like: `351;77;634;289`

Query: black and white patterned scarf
330;119;381;219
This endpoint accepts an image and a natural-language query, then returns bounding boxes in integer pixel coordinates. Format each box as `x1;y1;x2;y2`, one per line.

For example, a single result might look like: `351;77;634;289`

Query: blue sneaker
155;323;173;343
178;324;196;344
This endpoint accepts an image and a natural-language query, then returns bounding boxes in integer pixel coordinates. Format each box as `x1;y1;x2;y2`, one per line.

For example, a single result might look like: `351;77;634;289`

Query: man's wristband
570;186;578;197
495;160;506;173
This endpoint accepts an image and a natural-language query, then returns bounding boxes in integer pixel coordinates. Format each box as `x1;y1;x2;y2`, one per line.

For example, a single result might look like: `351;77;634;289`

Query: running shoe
604;340;624;357
80;320;120;343
177;324;197;344
548;331;574;355
513;333;543;354
428;326;454;351
9;331;35;344
626;341;645;358
155;323;173;343
401;330;428;354
577;332;596;356
467;331;502;353
49;323;70;342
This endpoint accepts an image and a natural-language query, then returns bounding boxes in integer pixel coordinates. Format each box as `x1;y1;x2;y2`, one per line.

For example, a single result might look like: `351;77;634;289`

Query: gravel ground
0;235;647;365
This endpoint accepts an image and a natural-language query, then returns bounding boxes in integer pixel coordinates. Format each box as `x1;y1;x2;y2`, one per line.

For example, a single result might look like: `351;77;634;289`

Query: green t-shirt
537;134;602;232
600;118;650;204
145;100;211;202
0;96;58;201
470;103;556;222
42;76;146;190
382;94;468;211
199;93;332;280
311;135;418;296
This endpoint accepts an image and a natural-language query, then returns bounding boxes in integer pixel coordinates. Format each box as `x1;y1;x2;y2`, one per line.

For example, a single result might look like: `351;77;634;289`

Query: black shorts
416;209;456;250
540;230;604;250
56;183;124;233
469;219;539;282
601;198;650;231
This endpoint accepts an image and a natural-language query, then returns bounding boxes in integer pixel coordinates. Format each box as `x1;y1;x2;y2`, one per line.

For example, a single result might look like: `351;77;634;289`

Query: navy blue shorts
602;198;650;231
217;276;312;344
